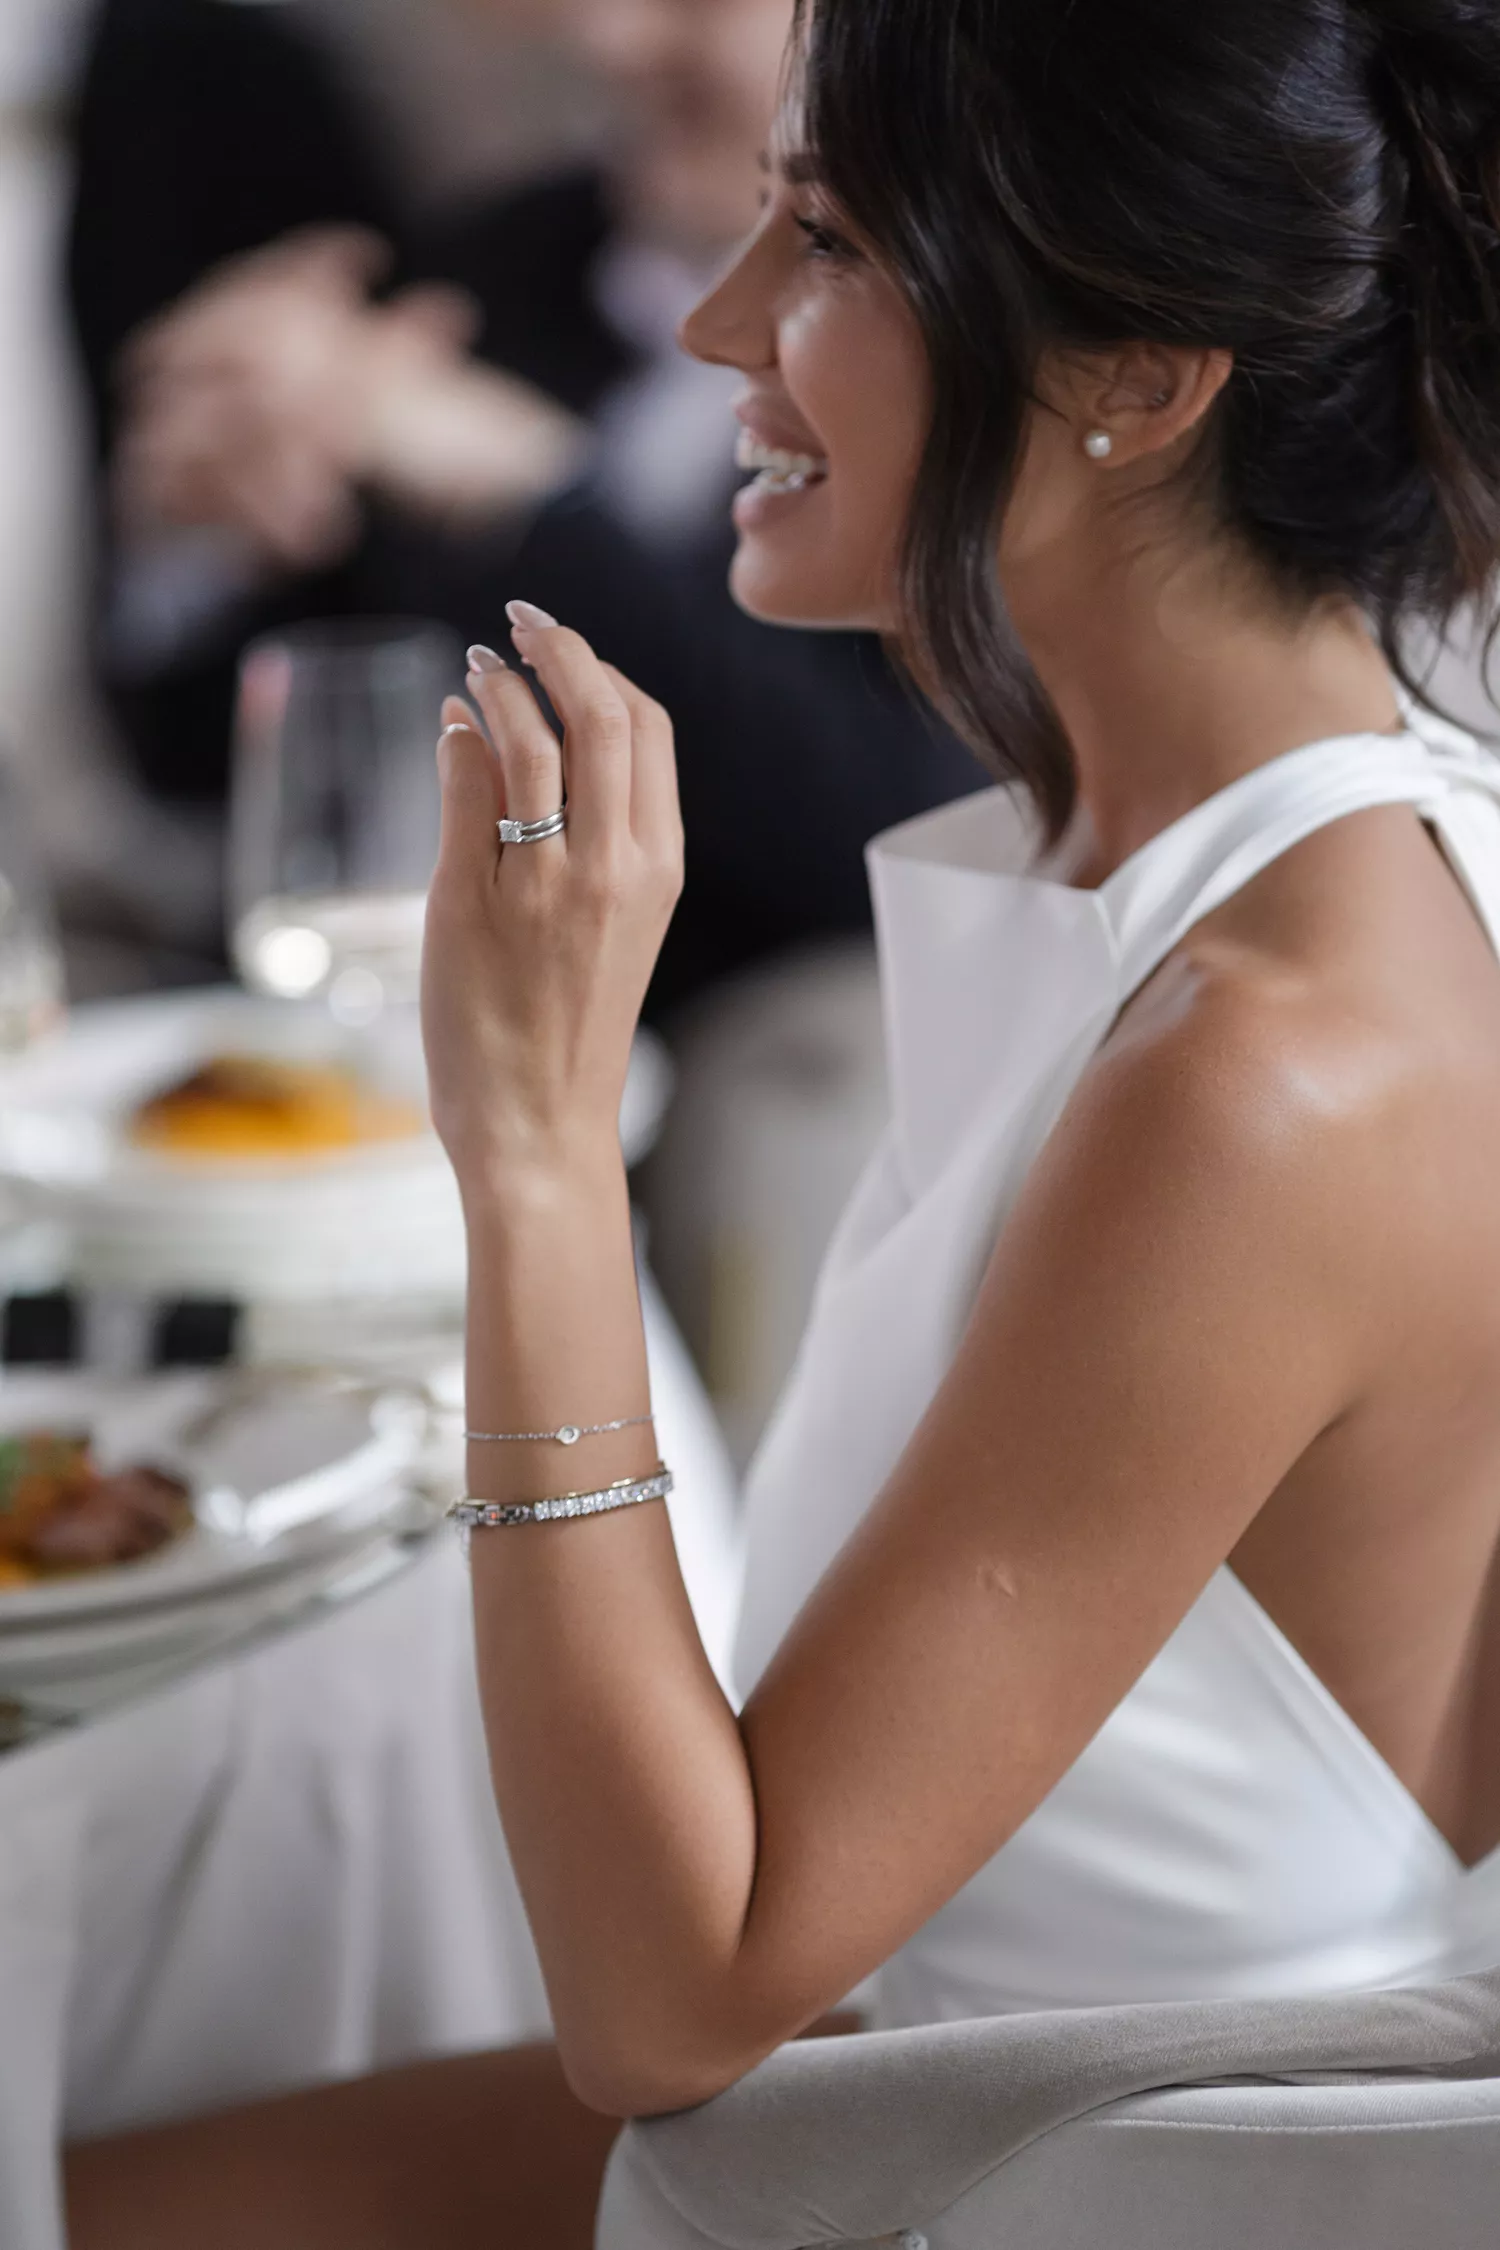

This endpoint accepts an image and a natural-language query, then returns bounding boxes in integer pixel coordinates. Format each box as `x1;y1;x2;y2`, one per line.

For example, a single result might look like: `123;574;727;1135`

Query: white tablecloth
0;1271;741;2250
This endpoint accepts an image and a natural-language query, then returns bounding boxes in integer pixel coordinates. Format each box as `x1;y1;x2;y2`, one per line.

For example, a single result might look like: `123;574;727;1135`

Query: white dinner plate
0;990;672;1300
0;1367;430;1632
0;1517;426;1696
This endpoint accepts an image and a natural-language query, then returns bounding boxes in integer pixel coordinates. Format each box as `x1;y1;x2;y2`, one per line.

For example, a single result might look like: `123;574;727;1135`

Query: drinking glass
0;760;65;1054
228;620;462;1022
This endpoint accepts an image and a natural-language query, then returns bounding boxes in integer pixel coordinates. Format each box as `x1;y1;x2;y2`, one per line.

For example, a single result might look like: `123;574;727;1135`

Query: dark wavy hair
792;0;1500;838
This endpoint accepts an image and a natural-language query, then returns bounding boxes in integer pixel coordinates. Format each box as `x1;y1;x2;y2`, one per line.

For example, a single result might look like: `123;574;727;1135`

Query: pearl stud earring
1084;430;1114;461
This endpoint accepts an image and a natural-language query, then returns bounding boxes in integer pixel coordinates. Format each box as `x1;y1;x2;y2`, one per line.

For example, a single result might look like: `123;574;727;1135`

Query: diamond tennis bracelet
448;1466;673;1534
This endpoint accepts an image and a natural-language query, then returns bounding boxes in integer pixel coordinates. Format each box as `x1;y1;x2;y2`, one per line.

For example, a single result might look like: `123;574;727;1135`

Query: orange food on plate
130;1055;425;1159
0;1431;193;1586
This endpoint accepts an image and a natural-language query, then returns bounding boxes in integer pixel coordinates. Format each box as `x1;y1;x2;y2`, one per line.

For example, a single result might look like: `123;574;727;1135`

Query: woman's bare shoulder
1041;803;1500;1350
1102;804;1500;1162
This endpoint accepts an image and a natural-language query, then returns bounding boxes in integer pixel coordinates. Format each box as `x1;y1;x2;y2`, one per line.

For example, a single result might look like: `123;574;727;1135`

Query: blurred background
0;0;995;1457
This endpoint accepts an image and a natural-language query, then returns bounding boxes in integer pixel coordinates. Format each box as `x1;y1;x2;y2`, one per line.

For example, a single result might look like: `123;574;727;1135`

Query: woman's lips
733;427;827;490
732;471;830;533
728;425;832;526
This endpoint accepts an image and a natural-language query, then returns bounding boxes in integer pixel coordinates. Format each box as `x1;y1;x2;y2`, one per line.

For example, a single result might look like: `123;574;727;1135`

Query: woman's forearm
461;1162;766;2115
424;622;808;2111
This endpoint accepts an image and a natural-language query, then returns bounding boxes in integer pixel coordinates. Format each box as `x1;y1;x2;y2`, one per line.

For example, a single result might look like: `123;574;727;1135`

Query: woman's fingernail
506;600;558;633
440;721;471;739
466;644;507;674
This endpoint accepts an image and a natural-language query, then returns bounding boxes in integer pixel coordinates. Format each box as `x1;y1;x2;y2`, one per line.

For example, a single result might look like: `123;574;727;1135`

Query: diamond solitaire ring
498;807;567;845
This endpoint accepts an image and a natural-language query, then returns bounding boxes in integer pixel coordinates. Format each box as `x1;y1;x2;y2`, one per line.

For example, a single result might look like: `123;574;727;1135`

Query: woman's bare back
1129;800;1500;1866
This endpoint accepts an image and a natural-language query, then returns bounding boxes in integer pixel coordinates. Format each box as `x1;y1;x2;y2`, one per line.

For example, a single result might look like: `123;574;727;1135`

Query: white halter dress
734;709;1500;2028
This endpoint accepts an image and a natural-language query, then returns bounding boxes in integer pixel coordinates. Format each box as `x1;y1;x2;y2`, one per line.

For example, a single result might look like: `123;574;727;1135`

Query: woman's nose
679;237;777;374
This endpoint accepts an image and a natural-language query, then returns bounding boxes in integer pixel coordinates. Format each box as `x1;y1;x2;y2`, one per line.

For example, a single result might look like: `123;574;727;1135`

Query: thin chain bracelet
463;1413;655;1448
448;1465;673;1539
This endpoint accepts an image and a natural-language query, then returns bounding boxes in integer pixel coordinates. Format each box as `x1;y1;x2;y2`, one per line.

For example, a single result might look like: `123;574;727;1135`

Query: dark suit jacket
66;0;985;1011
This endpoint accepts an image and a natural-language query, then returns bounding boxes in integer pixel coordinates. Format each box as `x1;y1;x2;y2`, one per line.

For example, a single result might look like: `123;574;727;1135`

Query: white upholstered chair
599;1967;1500;2250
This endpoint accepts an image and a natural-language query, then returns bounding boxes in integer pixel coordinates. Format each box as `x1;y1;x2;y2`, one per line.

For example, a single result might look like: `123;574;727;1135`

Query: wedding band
498;808;567;845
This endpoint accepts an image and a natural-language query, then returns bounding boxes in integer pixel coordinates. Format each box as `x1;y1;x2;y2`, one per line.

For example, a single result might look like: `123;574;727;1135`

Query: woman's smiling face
679;120;932;635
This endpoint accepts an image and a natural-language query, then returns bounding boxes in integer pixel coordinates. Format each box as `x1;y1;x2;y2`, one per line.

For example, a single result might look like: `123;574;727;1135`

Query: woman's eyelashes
793;211;859;265
749;187;861;266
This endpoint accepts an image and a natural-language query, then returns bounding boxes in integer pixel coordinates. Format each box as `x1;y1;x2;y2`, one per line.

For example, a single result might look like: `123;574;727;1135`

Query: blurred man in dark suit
68;0;982;1013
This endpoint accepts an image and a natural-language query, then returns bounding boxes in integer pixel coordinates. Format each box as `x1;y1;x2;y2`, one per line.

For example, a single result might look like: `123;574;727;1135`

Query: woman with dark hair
68;2;1500;2243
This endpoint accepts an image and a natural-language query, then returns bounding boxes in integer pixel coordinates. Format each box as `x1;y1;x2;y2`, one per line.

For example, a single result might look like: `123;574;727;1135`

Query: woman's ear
1072;344;1234;466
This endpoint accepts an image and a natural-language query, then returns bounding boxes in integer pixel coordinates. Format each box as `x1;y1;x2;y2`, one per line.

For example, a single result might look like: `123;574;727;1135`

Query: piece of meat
25;1466;192;1568
0;1435;93;1558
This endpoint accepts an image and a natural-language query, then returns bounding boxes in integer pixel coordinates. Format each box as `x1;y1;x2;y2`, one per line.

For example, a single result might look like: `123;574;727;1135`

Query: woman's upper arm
729;986;1376;2029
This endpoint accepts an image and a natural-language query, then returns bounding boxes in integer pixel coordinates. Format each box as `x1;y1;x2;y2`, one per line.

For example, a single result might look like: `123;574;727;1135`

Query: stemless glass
0;759;65;1054
228;621;462;1023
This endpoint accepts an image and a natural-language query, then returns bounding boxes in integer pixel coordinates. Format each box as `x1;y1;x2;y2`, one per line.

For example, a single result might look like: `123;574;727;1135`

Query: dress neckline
874;720;1448;895
1092;727;1423;899
1040;726;1420;897
866;714;1500;1196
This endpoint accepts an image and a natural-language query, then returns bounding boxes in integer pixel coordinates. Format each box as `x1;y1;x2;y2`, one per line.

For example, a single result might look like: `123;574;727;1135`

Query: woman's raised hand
421;606;684;1201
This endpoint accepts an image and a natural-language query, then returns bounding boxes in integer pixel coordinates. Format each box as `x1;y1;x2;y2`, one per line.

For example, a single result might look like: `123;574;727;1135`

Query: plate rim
0;1367;431;1629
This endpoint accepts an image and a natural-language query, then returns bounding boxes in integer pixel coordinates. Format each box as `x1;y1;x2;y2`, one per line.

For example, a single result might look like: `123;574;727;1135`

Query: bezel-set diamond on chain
464;1413;655;1446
